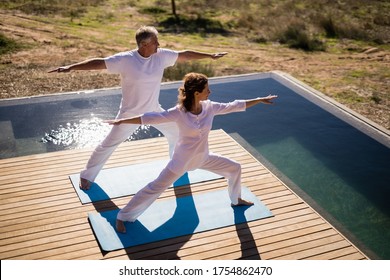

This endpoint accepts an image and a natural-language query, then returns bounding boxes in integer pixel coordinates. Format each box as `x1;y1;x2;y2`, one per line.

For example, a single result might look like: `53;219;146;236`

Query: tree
171;0;178;20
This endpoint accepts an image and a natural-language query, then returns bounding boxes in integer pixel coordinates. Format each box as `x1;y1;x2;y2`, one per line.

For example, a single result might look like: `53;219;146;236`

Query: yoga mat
88;186;273;251
69;159;223;204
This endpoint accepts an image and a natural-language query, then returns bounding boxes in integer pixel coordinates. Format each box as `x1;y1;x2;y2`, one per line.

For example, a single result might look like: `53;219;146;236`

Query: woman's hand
245;94;278;108
104;119;122;125
259;94;278;104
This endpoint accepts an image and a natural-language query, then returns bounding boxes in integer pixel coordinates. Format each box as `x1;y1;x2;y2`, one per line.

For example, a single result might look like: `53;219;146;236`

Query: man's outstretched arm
176;50;228;63
48;58;106;73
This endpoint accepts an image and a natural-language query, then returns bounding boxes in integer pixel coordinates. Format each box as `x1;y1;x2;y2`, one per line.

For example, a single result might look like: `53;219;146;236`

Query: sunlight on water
41;116;111;148
41;115;159;149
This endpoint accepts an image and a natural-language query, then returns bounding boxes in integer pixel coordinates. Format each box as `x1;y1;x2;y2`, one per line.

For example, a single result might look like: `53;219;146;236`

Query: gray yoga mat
69;159;223;204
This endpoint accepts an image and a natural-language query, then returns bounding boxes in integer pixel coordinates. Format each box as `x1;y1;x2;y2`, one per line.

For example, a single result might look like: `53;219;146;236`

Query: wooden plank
0;129;369;260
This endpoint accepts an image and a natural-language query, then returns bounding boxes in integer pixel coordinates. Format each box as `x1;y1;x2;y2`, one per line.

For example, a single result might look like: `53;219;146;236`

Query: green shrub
337;23;370;41
279;24;326;51
163;61;215;81
318;14;371;42
140;6;167;15
320;16;337;38
159;14;228;34
371;93;382;104
0;33;23;55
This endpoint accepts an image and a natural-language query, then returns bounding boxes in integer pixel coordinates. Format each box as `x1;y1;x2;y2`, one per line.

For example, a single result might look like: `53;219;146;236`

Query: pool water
1;73;389;259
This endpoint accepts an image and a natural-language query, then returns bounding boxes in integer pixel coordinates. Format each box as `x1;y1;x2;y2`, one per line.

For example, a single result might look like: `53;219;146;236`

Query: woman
107;72;277;233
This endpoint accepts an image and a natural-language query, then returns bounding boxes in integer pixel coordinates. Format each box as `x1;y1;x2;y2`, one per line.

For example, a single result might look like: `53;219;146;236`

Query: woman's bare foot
79;178;91;190
232;198;254;207
116;219;126;233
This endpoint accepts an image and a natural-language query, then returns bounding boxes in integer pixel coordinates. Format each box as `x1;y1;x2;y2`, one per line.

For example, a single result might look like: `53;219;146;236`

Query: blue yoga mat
88;186;273;251
69;159;223;204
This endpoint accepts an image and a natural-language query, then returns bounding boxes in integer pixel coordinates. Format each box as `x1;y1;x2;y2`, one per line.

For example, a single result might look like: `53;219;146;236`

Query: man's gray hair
135;26;158;47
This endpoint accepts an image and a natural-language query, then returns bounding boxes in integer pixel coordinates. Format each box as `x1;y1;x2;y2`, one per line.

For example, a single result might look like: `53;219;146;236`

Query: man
49;26;227;190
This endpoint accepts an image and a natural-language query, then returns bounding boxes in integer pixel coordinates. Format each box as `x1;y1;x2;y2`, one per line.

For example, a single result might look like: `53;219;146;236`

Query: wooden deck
0;129;368;260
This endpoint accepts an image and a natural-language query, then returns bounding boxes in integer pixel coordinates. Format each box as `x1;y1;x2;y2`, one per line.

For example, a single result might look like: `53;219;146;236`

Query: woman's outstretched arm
105;117;142;125
245;94;278;108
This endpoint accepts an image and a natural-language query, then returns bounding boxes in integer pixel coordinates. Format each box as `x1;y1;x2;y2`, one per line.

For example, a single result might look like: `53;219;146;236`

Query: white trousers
80;122;179;182
117;154;242;222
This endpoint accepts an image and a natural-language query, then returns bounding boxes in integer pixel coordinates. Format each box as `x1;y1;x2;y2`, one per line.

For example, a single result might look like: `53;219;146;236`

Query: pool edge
229;131;379;260
269;70;390;148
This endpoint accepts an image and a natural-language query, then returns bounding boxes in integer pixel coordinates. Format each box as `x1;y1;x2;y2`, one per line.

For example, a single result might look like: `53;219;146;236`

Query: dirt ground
1;11;389;130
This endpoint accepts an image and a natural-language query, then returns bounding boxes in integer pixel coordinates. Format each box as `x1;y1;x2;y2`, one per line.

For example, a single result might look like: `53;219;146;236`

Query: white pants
117;154;242;222
80;122;178;182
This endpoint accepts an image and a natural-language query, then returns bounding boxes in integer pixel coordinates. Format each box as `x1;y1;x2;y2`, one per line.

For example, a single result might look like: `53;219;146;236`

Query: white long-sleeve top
141;99;246;175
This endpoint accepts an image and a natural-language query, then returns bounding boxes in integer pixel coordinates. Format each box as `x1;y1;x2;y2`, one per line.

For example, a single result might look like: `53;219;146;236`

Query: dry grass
0;0;389;129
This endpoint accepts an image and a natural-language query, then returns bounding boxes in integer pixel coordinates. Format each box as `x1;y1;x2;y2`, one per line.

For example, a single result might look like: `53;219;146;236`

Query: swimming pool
1;72;389;259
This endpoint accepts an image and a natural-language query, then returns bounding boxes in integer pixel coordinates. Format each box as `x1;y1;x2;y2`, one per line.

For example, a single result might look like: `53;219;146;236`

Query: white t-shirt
141;100;246;174
104;48;178;118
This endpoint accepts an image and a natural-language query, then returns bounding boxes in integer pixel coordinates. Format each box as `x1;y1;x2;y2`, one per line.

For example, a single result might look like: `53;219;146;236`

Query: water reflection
41;115;162;149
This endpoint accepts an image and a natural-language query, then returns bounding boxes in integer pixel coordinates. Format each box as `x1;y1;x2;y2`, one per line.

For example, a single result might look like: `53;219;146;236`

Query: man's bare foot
79;178;91;190
116;219;126;233
232;198;254;207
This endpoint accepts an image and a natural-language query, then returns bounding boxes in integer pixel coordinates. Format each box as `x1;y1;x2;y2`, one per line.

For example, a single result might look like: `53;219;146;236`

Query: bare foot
116;219;126;233
232;198;254;207
79;178;91;190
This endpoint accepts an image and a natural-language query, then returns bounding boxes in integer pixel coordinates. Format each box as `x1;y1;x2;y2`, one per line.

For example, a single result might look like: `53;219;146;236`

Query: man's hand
48;66;71;73
211;52;228;60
